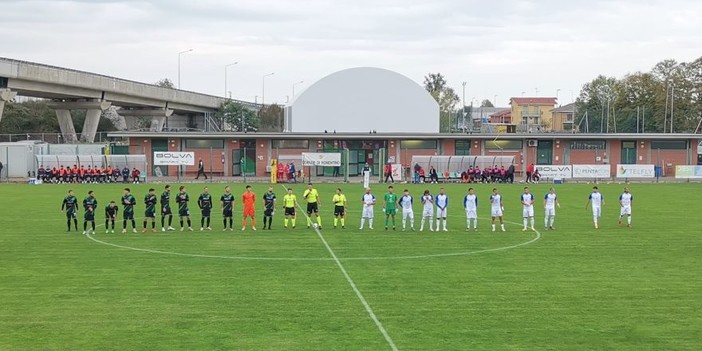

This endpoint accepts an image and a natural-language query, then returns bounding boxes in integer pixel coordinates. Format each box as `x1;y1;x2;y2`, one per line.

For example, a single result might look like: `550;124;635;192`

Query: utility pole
461;81;467;132
177;49;193;89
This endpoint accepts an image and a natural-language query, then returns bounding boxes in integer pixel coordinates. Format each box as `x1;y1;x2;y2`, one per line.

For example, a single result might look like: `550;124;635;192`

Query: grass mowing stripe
283;184;400;351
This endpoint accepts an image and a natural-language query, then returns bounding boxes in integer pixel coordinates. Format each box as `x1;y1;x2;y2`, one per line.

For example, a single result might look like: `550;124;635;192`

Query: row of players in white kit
360;186;633;232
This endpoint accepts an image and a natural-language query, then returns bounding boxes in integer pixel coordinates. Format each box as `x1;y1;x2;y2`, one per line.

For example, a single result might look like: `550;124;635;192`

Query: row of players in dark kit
60;184;276;234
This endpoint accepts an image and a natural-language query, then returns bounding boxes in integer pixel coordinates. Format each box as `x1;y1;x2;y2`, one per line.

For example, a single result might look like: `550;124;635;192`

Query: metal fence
0;133;125;144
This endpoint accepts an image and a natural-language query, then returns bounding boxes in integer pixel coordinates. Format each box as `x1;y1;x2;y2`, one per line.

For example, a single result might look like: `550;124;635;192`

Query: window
272;139;309;149
570;140;605;150
185;139;224;149
400;140;438;149
455;140;471;155
651;140;687;150
485;140;522;150
0;77;7;89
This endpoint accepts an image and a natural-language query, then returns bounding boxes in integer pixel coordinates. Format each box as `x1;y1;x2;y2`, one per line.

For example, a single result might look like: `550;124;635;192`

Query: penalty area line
283;184;399;351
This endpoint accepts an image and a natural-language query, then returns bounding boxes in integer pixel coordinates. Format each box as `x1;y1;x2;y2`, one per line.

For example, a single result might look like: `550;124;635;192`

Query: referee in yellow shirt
332;188;347;229
303;183;322;229
282;188;297;229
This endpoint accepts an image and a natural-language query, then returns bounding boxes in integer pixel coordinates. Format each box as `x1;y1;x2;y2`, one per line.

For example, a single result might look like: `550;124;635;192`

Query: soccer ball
312;223;319;229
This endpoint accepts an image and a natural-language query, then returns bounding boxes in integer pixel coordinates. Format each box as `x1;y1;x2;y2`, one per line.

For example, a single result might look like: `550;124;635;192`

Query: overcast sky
2;0;701;106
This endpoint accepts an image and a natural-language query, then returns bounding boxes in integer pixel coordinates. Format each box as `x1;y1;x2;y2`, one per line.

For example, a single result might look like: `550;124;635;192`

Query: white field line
284;185;399;351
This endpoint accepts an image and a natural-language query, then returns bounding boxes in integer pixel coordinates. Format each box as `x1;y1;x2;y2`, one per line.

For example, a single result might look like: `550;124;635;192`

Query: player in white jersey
520;187;536;231
585;186;605;229
435;188;449;232
618;187;633;227
398;189;415;231
490;188;506;232
360;187;375;230
463;187;478;231
543;187;560;230
419;190;434;231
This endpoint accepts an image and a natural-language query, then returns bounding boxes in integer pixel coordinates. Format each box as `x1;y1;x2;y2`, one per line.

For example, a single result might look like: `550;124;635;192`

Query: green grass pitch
0;181;700;350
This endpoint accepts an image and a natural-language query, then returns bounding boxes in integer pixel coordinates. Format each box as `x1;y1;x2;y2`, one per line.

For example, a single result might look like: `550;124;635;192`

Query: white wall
289;67;439;133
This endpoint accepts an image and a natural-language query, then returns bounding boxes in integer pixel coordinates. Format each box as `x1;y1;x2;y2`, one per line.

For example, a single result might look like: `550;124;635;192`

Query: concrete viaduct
0;57;258;143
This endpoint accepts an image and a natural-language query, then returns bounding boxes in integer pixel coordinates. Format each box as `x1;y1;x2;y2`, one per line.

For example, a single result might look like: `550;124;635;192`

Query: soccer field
1;181;700;350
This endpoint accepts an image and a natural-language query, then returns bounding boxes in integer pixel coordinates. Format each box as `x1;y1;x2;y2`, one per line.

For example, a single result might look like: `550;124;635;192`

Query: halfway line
284;184;399;351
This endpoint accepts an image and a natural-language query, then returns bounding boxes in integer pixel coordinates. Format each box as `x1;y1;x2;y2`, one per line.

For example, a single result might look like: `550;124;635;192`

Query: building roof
108;131;702;141
510;97;557;105
490;109;511;118
552;102;575;113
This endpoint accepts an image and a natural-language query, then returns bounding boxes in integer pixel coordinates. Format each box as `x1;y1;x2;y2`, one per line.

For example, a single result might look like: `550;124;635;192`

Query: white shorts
620;206;631;216
545;207;556;217
491;207;503;217
523;206;534;218
422;208;434;218
436;208;447;218
465;209;477;219
402;210;414;219
592;206;601;217
362;206;374;218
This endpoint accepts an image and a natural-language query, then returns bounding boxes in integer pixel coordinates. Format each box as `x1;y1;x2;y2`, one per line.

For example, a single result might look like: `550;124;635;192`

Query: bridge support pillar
0;89;17;124
55;109;78;143
49;100;111;143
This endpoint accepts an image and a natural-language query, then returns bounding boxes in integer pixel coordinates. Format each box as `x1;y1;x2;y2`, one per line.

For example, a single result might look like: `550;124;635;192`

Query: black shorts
306;203;318;214
161;206;172;215
123;212;134;220
334;205;345;216
223;209;233;218
66;211;77;219
145;210;156;218
201;209;211;217
264;209;273;217
179;209;190;217
284;207;295;216
84;212;95;221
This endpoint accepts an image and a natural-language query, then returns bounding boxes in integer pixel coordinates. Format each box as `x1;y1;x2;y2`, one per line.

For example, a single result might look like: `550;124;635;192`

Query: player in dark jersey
198;186;213;231
221;186;235;231
61;189;79;232
160;184;174;232
82;190;98;235
121;188;137;233
262;187;277;230
105;201;119;233
176;185;193;231
143;188;158;233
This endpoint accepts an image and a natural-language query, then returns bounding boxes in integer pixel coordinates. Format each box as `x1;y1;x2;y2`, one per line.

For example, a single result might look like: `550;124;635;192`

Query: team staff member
303;183;322;229
332;188;347;229
282;188;297;229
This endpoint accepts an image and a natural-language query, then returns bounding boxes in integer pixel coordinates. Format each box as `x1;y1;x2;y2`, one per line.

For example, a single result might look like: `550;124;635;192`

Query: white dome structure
286;67;439;133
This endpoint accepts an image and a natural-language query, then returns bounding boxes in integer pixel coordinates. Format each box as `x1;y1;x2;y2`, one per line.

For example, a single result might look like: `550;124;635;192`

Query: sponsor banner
391;164;402;181
302;152;341;167
535;165;572;179
153;151;195;166
572;164;611;178
675;165;702;179
616;164;654;178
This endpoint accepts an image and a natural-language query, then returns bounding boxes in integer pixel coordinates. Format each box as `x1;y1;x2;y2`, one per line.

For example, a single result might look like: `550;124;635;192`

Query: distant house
489;109;512;124
509;97;557;131
551;102;576;132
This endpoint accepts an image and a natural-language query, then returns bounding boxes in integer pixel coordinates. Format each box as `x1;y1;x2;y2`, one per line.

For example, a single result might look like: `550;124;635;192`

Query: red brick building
111;131;700;178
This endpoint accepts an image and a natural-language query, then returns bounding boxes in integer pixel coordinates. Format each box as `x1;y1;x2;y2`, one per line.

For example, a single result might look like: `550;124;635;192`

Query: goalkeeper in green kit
383;185;398;230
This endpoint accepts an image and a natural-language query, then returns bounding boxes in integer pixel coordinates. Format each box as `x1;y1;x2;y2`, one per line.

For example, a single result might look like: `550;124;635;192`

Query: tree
424;73;460;132
480;99;494;108
215;100;259;132
154;78;175;89
259;104;284;132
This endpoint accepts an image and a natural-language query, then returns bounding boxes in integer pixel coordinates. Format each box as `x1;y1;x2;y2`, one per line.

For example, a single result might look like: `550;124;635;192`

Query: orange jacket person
241;185;257;231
